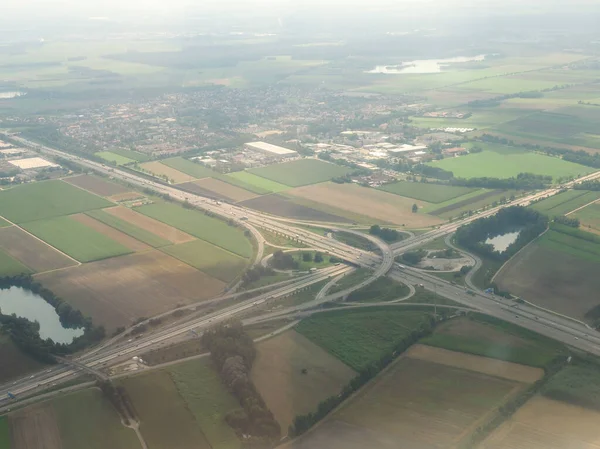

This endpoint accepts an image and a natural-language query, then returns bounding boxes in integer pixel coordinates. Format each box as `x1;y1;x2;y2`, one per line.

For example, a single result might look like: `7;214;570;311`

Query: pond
0;287;84;343
367;54;487;74
485;231;520;253
0;91;26;99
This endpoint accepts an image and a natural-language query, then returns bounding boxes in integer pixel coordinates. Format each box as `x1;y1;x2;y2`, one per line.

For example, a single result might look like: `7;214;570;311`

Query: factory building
244;141;298;159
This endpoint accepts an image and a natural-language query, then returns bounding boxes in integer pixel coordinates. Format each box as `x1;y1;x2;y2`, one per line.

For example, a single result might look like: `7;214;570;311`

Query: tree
302;252;312;262
314;252;324;263
412;203;418;213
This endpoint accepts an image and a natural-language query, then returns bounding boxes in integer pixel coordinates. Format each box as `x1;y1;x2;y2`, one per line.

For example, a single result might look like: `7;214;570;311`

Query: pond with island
0;286;83;343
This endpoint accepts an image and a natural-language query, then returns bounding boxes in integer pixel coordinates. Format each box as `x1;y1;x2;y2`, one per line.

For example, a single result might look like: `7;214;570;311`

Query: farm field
0;417;8;449
52;389;139;449
530;190;600;216
104;206;195;244
0;180;112;223
160;156;217;179
168;358;242;449
135;202;253;258
22;216;133;263
95;151;135;165
251;330;356;431
427;142;593;179
162;239;248;283
191;177;258;202
0;218;9;228
573;202;600;234
496;231;600;322
378;181;475;203
421;316;564;367
0;334;47;383
426;189;519;219
0;249;31;276
543;364;600;409
108;192;145;202
139;161;196;183
346;276;410;302
479;396;600;449
288;182;443;227
249;159;352;187
86;209;172;247
295;308;431;370
225;171;289;194
121;371;212;449
107;148;150;162
36;250;225;331
63;174;128;197
239;194;351;223
294;352;529;449
71;213;151;252
8;403;62;449
0;226;77;272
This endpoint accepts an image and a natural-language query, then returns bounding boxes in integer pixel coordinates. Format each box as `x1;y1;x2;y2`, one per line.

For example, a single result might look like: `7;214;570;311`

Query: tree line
369;225;404;243
289;314;435;437
455;206;548;262
202;321;280;446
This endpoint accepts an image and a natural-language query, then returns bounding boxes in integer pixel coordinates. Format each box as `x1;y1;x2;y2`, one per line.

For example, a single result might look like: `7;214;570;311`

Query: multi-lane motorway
3;133;600;408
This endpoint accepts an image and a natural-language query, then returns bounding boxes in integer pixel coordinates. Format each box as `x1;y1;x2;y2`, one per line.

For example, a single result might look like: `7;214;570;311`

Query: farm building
244;141;298;159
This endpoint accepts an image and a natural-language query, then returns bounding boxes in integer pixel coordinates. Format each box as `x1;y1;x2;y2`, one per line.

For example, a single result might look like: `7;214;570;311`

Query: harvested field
36;250;225;331
479;396;600;449
288;182;443;227
71;213;151;252
108;192;144;202
0;335;47;383
105;206;194;244
192;178;258;202
121;371;212;449
251;330;356;431
86;209;171;248
240;194;351;223
405;344;543;383
0;180;112;223
63;174;128;197
22;216;133;263
294;357;523;449
140;161;196;183
52;389;139;449
0;226;77;272
496;242;600;322
162;239;248;283
9;403;62;449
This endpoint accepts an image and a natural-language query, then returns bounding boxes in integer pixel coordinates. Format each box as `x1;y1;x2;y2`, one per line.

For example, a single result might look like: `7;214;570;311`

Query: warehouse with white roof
244;141;298;159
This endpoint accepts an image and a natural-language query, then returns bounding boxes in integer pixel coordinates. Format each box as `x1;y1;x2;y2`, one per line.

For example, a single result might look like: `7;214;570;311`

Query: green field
425;189;518;219
427;142;593;180
421;315;564;367
0;180;113;223
574;202;600;233
328;268;373;294
421;188;491;214
169;359;242;449
161;157;218;179
296;308;431;370
531;190;600;216
135;202;253;258
53;389;139;449
162;239;248;283
225;171;289;194
22;216;132;263
346;277;410;302
538;223;600;263
0;417;9;449
0;217;10;228
0;249;31;276
86;209;171;247
108;148;150;162
249;159;352;187
378;181;475;203
543;364;600;410
95;151;136;165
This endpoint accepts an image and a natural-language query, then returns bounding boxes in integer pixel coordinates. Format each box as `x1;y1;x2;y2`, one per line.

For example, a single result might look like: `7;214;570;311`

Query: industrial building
244;141;298;159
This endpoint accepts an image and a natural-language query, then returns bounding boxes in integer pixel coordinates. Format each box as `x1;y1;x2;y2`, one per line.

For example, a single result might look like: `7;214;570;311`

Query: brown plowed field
251;330;355;431
140;161;196;183
194;178;258;202
479;396;600;449
71;213;150;252
63;174;128;197
10;403;62;449
0;226;77;272
105;206;195;244
288;182;443;227
108;192;144;202
35;250;225;331
406;344;543;383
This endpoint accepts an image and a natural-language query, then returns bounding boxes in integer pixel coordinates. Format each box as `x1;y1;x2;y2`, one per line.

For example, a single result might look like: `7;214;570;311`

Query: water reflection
367;55;487;74
485;231;520;253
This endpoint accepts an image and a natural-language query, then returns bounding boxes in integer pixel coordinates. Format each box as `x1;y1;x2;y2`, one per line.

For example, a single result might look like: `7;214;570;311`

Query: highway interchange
2;134;600;409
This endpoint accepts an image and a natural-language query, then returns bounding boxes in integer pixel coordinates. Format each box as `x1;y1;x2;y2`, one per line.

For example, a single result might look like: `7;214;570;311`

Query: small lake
367;54;487;74
485;231;520;253
0;91;26;99
0;287;84;343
